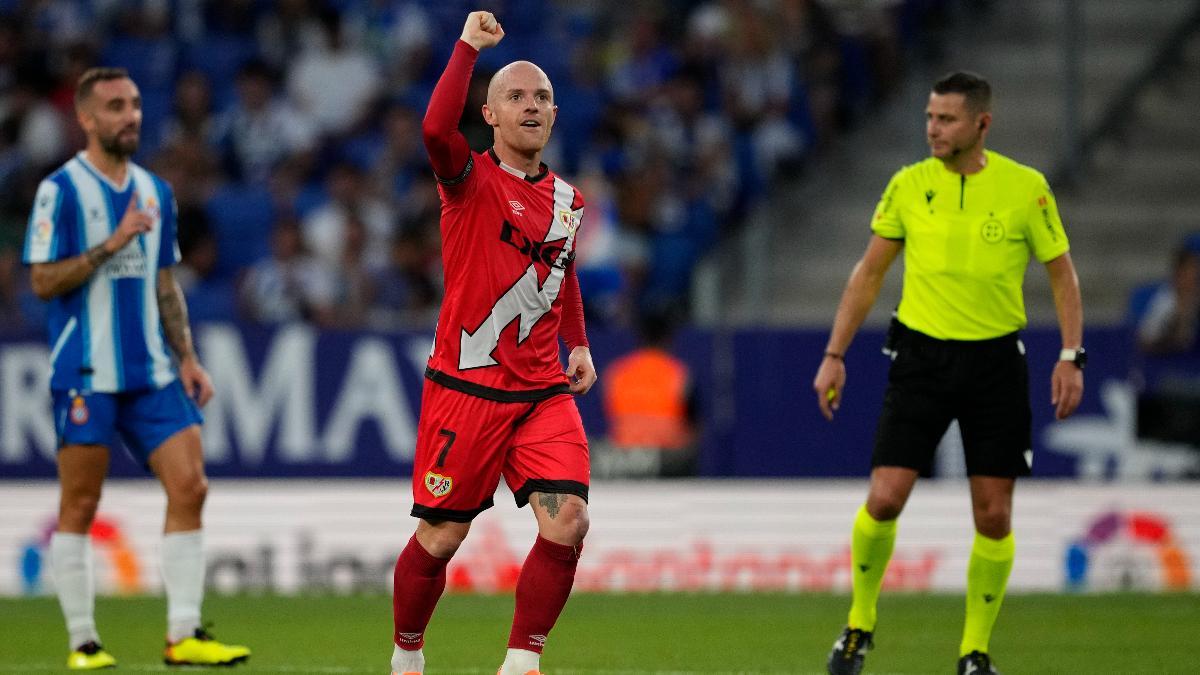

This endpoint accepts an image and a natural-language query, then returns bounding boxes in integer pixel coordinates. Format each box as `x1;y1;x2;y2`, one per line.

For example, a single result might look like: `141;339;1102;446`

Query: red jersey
423;41;588;401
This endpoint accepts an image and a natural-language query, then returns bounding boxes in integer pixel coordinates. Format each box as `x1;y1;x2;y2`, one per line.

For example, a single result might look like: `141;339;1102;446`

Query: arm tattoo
156;271;195;361
84;243;114;269
538;493;565;519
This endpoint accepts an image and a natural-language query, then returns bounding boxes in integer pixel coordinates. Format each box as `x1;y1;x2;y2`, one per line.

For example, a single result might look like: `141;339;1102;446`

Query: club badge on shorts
424;471;453;498
70;396;89;425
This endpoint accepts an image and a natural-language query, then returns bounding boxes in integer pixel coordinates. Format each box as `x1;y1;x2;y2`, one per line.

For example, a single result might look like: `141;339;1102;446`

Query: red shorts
410;380;590;522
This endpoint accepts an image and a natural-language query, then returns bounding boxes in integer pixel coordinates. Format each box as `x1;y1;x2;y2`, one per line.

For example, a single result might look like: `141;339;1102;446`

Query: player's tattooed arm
156;268;195;362
538;493;565;519
158;268;215;406
30;243;116;299
31;193;153;300
85;243;116;269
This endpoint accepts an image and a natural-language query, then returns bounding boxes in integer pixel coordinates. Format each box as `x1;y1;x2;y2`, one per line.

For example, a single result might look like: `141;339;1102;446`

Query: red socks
392;535;450;650
508;536;582;653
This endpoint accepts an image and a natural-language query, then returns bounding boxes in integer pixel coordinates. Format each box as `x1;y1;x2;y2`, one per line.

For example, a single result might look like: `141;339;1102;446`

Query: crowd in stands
0;0;945;336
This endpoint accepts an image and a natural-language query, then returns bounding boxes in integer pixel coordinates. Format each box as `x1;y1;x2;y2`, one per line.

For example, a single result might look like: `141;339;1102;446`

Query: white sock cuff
162;529;205;640
391;644;425;673
51;531;90;552
51;532;98;649
501;648;540;675
163;529;204;550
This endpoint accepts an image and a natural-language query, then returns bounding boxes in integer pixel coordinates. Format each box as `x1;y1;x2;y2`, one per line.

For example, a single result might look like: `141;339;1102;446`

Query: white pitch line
0;662;835;667
0;662;859;667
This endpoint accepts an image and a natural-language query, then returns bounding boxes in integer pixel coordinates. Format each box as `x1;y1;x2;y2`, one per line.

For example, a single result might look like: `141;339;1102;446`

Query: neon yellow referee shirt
871;150;1070;340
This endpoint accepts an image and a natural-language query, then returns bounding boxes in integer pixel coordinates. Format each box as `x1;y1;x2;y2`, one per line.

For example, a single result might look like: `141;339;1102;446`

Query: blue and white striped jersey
23;152;182;393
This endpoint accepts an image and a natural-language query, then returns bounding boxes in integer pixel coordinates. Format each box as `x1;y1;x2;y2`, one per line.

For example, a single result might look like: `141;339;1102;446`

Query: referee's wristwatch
1059;347;1087;370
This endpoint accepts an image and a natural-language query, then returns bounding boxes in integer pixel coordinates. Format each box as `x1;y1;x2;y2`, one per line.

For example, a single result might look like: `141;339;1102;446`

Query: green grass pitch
1;592;1195;673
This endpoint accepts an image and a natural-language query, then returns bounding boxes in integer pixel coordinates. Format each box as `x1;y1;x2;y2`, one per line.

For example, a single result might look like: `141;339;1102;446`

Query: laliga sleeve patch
424;471;454;498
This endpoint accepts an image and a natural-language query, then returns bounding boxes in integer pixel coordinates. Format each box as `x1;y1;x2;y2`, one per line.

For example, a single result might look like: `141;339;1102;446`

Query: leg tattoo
537;493;564;519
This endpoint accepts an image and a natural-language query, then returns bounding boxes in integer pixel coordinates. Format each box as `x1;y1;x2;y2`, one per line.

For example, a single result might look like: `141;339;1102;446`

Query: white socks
391;645;425;673
50;532;99;650
500;648;540;675
391;645;537;673
162;530;205;642
52;529;207;648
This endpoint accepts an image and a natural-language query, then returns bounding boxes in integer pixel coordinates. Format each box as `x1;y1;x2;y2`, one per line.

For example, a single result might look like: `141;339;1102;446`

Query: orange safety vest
602;348;692;450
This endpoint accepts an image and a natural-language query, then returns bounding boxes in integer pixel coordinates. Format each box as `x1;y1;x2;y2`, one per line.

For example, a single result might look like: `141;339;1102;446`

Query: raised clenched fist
460;11;505;50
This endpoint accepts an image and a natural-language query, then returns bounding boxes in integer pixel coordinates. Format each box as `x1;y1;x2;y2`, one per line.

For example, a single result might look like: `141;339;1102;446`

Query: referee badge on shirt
70;396;89;425
424;471;454;498
980;218;1005;243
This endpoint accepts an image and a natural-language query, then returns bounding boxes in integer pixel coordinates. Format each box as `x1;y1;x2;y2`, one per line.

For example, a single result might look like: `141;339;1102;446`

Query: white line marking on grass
0;662;357;667
0;662;840;667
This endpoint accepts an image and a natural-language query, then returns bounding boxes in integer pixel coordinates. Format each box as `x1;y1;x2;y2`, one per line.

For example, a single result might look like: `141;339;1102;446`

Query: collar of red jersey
488;148;549;183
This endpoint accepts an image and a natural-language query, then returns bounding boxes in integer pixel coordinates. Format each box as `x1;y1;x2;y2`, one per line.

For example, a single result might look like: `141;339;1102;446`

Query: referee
813;72;1084;675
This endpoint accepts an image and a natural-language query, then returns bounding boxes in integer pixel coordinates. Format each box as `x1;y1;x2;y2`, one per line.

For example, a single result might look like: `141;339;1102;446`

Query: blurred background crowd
0;0;953;334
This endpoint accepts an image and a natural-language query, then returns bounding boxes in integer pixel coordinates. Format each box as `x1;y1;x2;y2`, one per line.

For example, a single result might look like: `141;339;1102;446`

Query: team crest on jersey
70;396;89;425
424;471;453;498
143;197;160;220
558;209;579;235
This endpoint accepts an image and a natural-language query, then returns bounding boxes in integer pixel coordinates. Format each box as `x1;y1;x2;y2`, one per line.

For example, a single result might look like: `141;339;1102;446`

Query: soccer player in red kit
389;11;596;675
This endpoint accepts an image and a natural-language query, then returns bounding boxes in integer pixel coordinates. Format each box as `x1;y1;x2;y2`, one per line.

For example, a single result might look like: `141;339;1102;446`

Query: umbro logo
509;200;525;215
397;632;422;644
925;189;935;205
529;634;547;647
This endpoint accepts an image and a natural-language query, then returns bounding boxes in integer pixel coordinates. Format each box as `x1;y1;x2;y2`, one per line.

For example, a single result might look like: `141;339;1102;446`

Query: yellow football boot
163;627;250;666
66;641;116;670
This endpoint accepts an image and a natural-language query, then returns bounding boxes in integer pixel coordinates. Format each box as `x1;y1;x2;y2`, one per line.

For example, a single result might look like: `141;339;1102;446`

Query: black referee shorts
872;319;1033;478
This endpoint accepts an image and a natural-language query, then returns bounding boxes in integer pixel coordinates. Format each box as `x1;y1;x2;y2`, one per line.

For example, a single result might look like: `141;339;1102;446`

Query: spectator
174;207;236;324
256;0;324;71
367;226;439;330
342;0;434;91
366;102;425;206
239;217;337;326
159;70;217;150
214;60;317;185
720;8;808;180
599;310;699;478
606;11;678;103
286;8;381;137
1137;242;1200;355
302;160;396;270
330;213;376;328
0;66;68;170
572;170;628;327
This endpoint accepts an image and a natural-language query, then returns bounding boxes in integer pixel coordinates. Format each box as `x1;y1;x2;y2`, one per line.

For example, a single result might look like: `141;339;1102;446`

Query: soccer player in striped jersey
24;67;249;670
389;11;596;675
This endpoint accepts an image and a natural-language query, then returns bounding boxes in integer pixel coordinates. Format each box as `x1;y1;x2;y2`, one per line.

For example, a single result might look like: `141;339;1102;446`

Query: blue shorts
53;380;204;468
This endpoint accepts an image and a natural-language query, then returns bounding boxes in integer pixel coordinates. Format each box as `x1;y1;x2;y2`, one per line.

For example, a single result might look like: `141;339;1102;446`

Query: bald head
482;59;557;164
487;61;553;107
